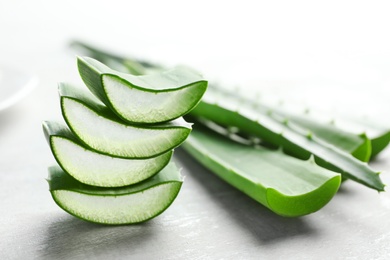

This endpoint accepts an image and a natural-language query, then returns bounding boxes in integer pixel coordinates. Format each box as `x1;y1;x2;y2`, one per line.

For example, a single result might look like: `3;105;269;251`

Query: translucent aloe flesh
43;121;172;187
182;126;341;217
59;83;192;158
77;57;208;124
48;163;182;225
190;97;384;191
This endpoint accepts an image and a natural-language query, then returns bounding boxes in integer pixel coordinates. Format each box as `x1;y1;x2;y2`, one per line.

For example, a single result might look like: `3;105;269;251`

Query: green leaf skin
48;163;182;225
59;83;192;159
335;117;390;159
43;121;173;187
77;56;208;124
190;95;384;191
205;86;373;162
265;111;372;162
371;132;390;158
182;126;341;217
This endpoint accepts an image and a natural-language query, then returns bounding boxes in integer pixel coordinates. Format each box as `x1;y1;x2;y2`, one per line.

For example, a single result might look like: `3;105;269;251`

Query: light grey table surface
2;1;390;259
0;50;390;260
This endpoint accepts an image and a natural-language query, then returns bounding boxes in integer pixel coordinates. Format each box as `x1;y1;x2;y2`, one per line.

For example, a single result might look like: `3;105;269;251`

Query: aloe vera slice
48;163;182;225
43;121;172;187
190;93;384;191
77;57;207;124
59;83;191;158
182;126;341;217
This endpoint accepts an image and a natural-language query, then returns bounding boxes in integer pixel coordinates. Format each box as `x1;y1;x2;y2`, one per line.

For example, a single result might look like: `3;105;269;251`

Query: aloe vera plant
59;83;192;158
43;121;172;187
69;41;387;216
183;124;341;217
48;163;182;225
77;57;207;124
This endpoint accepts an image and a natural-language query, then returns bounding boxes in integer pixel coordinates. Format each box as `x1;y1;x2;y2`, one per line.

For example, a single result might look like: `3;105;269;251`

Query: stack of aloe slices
43;57;208;224
71;41;387;217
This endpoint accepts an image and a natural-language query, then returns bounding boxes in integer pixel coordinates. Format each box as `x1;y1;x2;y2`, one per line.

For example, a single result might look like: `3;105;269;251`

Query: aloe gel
59;83;192;158
78;56;208;124
48;163;182;225
43;121;173;187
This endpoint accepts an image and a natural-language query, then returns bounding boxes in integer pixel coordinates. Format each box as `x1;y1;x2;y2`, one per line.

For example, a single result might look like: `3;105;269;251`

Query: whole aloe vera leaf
43;121;173;187
190;94;384;191
59;83;192;159
205;86;372;162
182;126;341;217
77;56;207;124
48;162;182;225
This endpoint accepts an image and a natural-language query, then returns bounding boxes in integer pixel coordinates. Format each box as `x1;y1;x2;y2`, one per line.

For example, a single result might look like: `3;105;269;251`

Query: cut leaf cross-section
48;163;183;225
78;56;208;124
59;83;192;159
43;121;173;187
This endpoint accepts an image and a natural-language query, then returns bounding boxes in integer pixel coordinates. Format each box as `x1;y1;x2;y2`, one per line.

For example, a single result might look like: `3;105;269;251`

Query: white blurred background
1;0;390;118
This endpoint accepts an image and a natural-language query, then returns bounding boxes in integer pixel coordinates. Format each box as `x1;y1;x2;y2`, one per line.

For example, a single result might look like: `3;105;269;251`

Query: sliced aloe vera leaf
59;83;191;159
77;56;207;124
48;163;182;225
43;121;172;187
182;126;341;217
189;92;384;191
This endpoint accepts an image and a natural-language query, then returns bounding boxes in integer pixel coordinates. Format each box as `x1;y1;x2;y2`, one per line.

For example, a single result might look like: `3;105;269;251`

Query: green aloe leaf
331;116;390;159
190;92;384;191
48;163;182;225
205;86;372;162
43;121;172;187
182;125;341;217
59;83;192;159
77;56;207;124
